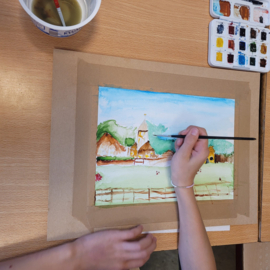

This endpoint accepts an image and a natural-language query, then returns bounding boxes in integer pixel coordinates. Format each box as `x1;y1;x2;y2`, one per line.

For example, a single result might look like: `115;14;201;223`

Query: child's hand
73;225;156;270
171;126;209;187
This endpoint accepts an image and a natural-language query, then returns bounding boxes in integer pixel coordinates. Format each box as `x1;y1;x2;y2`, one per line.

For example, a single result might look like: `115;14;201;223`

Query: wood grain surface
0;0;258;261
261;73;270;241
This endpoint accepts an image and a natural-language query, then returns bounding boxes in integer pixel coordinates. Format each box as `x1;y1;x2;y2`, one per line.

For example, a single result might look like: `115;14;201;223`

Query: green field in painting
95;163;234;206
95;163;233;190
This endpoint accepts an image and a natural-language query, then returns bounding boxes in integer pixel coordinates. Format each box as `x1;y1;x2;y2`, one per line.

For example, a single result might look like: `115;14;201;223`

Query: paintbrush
53;0;66;26
153;135;256;141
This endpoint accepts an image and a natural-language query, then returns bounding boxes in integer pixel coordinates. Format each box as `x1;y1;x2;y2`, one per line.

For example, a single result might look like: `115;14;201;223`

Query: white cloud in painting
99;97;109;107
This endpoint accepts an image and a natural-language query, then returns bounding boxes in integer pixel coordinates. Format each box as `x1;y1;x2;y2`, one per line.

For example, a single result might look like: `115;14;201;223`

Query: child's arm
0;225;156;270
171;126;217;270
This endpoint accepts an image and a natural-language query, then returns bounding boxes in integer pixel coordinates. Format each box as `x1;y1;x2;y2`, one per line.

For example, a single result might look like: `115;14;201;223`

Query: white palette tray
209;0;270;72
209;19;270;72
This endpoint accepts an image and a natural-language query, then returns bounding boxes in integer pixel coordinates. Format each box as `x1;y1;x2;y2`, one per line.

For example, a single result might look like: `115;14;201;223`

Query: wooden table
261;72;270;241
0;0;259;261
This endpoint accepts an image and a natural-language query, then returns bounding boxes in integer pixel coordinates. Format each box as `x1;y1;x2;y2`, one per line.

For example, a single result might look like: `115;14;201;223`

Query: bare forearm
0;243;77;270
0;225;156;270
176;188;216;270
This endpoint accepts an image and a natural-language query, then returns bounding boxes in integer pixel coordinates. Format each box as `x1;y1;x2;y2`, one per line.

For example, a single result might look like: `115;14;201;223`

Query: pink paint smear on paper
95;173;102;181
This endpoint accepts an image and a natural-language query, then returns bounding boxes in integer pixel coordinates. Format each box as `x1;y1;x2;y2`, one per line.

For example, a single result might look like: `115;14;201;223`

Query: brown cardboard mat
47;49;259;241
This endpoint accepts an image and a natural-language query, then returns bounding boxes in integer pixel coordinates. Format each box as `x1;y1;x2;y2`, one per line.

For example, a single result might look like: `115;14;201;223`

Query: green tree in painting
208;139;234;155
125;138;135;147
146;121;175;155
96;120;136;146
125;138;135;156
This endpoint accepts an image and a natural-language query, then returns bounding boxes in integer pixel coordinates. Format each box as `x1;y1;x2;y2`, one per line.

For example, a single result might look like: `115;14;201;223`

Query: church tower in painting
137;114;149;151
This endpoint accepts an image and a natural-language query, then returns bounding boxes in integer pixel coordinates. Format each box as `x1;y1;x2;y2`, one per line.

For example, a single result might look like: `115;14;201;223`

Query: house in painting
137;116;149;150
96;133;126;157
205;146;215;164
138;141;156;158
130;143;138;157
130;115;157;159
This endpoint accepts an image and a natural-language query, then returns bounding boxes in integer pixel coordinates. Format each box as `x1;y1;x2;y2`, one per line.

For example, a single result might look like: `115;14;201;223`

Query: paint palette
211;0;270;25
209;19;270;71
209;0;270;72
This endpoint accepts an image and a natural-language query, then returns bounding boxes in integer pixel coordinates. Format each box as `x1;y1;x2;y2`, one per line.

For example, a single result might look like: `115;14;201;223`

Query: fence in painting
95;181;233;205
95;187;176;204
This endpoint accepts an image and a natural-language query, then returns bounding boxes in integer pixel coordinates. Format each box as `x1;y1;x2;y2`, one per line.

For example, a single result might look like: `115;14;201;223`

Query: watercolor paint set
209;0;270;72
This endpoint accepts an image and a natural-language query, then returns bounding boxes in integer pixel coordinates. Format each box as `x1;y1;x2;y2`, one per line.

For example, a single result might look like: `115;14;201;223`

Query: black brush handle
170;135;256;141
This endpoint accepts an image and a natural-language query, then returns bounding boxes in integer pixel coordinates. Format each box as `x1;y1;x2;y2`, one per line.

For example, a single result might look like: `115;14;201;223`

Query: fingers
190;126;209;158
118;225;143;241
179;126;208;166
175;126;208;151
174;126;207;152
121;233;153;251
122;237;157;269
122;259;147;270
123;235;156;260
174;138;182;151
181;125;208;136
177;126;209;159
174;129;187;151
179;128;199;158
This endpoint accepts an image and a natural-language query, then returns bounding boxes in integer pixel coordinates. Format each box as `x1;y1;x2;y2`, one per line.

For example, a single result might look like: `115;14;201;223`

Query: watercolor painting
95;87;235;206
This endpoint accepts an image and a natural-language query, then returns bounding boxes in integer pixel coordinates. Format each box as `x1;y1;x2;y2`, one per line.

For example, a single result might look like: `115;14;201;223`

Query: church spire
138;114;148;132
137;114;149;150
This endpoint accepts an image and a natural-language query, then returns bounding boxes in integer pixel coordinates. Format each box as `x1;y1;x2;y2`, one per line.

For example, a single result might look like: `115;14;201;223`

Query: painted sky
97;87;235;137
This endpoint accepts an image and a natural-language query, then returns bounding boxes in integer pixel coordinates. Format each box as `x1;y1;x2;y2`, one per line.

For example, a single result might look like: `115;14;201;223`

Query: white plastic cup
19;0;101;37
